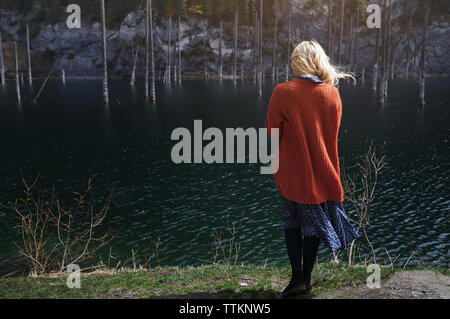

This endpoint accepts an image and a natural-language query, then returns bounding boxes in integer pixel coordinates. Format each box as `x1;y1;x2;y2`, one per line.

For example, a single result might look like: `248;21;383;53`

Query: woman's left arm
265;85;289;139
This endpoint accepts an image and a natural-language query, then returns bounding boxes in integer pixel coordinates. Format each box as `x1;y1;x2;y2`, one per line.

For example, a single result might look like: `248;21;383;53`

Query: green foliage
1;0;446;30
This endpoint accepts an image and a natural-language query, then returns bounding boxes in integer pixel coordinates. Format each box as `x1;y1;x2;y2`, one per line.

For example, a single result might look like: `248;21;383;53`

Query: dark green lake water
0;78;448;274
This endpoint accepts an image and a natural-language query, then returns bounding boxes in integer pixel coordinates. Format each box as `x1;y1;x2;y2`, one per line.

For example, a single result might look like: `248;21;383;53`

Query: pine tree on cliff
100;0;109;104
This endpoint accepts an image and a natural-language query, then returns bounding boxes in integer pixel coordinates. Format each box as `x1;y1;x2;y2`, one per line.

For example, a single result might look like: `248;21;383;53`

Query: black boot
302;236;320;293
282;270;306;297
282;228;307;297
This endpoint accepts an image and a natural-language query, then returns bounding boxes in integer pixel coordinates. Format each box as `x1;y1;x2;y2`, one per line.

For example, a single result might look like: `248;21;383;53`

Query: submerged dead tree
14;42;21;101
178;15;182;84
419;0;431;106
145;0;150;97
346;14;353;65
286;9;292;82
26;24;32;84
272;18;278;81
258;0;263;95
34;68;53;104
233;9;238;84
379;0;387;104
253;14;259;84
327;0;332;56
100;0;109;104
0;32;5;85
371;19;381;91
337;0;345;65
219;21;223;80
204;20;208;80
130;43;139;86
384;0;393;98
352;10;360;67
166;16;172;84
150;0;156;101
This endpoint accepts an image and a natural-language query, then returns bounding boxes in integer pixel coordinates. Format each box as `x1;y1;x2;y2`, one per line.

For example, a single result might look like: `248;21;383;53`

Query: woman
265;40;359;297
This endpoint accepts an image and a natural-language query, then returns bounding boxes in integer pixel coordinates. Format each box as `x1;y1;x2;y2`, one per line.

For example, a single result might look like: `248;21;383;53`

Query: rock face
0;6;448;78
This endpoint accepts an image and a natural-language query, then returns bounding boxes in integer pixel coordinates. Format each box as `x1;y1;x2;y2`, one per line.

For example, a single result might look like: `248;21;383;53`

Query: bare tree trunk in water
204;20;208;80
150;0;156;101
130;44;139;86
145;0;149;97
14;42;21;101
286;9;292;82
419;0;430;106
254;13;258;84
272;18;278;81
328;0;332;56
0;32;5;85
379;0;387;104
26;24;32;84
353;10;359;67
100;0;109;104
62;69;66;84
168;16;172;84
372;27;380;91
233;9;238;84
346;14;353;65
34;67;53;104
219;21;223;80
384;0;393;97
258;0;263;94
405;14;412;78
178;15;182;84
337;0;345;65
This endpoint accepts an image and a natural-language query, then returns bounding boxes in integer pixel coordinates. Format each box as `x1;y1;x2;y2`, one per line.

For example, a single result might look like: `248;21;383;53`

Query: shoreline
1;74;450;82
0;263;448;299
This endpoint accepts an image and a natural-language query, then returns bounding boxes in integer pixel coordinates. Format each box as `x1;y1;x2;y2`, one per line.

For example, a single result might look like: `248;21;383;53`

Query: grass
0;262;397;299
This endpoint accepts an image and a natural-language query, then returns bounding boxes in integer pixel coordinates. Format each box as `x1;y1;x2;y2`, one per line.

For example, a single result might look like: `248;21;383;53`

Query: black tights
284;228;320;283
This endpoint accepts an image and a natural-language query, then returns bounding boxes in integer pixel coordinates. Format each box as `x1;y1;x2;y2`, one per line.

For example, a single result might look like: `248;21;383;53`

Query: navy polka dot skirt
281;195;359;253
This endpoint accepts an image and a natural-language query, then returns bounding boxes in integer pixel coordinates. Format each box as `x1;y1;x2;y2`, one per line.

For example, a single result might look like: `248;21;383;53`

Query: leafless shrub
2;173;115;275
211;214;243;266
342;142;387;265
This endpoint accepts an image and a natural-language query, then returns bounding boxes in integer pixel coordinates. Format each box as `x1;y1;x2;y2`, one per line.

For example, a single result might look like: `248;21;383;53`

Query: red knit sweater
265;78;344;204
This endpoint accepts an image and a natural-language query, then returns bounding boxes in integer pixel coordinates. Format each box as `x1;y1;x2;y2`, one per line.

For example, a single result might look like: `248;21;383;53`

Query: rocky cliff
0;2;448;79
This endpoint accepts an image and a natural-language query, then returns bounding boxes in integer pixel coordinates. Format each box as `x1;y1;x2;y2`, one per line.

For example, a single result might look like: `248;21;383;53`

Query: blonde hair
291;40;354;86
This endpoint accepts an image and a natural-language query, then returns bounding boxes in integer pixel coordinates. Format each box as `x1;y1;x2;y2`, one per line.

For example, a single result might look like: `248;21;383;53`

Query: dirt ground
315;270;450;299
